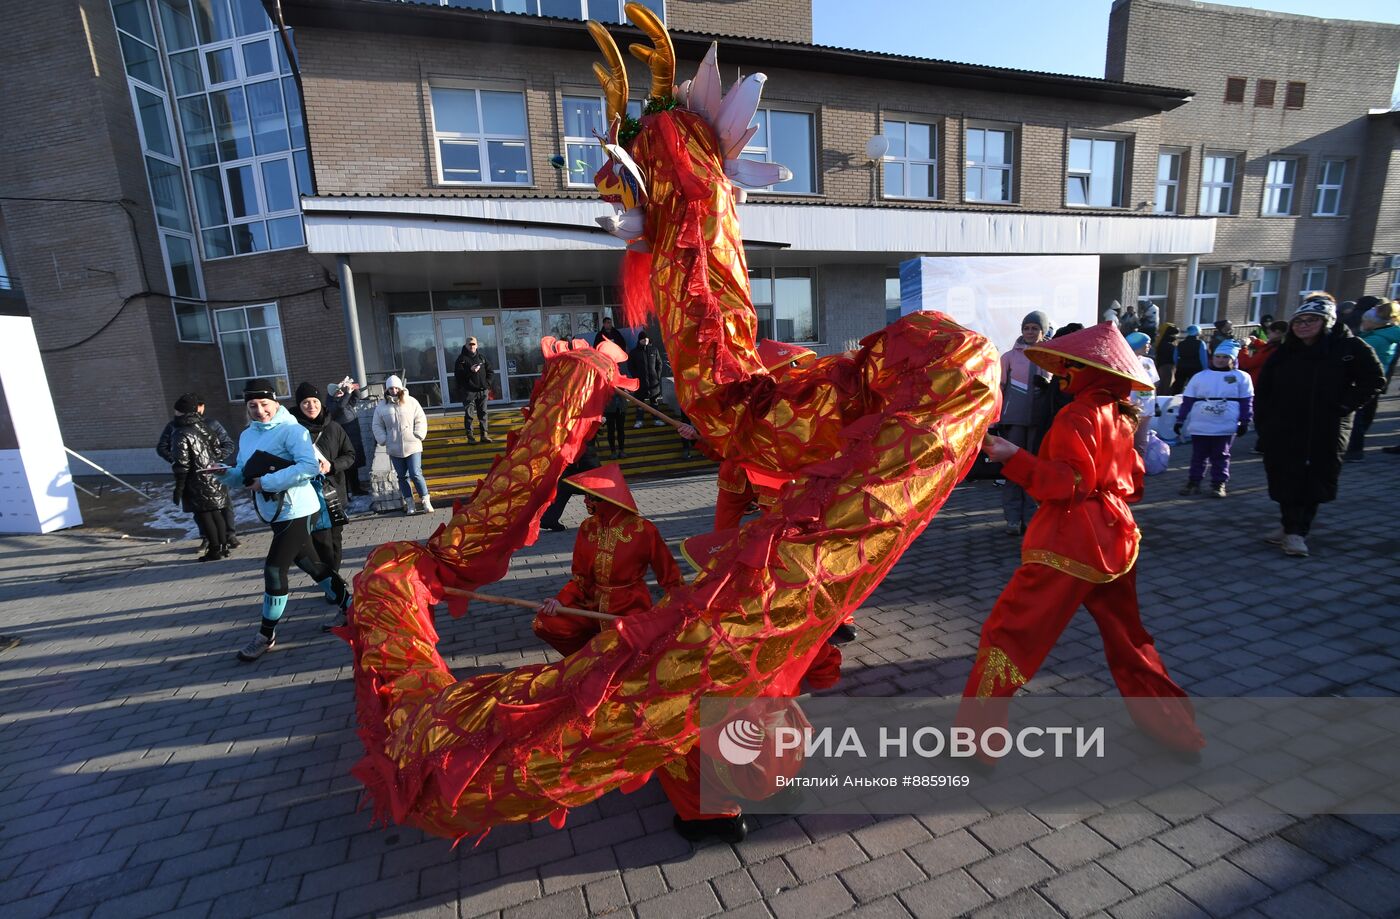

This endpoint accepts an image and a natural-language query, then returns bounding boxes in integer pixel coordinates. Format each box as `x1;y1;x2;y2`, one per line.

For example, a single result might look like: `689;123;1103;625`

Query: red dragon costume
961;321;1204;756
335;4;1002;843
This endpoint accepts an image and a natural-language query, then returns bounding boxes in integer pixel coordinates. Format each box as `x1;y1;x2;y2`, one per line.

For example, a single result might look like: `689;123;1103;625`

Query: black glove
172;487;182;507
1236;422;1248;436
1173;423;1182;435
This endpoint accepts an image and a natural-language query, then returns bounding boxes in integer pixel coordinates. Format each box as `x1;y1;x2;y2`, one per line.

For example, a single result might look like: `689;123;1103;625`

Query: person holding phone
223;380;351;662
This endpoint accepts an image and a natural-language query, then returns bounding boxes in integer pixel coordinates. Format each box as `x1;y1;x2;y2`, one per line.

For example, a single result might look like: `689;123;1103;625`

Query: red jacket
1238;338;1278;384
556;504;683;616
1001;374;1143;583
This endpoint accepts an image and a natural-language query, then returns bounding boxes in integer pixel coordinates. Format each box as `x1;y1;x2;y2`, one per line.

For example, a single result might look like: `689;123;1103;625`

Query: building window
214;302;289;401
560;95;640;187
1313;159;1346;216
1138;268;1168;316
173;299;214;343
749;268;816;342
1284;81;1306;109
431;86;531;186
1254;79;1276;107
882;118;937;199
1391;268;1400;301
0;242;12;290
1249;267;1280;323
1199;153;1237;215
1262;158;1297;216
1154;149;1182;214
152;0;309;259
1299;266;1328;304
415;1;664;21
1067;135;1126;208
1193;268;1222;325
1224;77;1246;103
965;126;1014;203
740;109;816;194
885;272;902;326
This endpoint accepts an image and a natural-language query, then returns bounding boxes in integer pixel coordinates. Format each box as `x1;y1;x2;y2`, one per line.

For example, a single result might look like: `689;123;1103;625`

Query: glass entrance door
436;312;504;405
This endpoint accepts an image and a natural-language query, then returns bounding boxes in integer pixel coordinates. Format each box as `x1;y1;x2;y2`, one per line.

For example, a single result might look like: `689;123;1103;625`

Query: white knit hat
385;374;405;391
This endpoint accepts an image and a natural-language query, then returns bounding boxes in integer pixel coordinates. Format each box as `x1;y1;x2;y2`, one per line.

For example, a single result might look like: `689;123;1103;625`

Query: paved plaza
2;398;1399;919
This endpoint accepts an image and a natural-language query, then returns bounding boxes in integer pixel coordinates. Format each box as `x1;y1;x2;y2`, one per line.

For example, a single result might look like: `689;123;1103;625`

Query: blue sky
811;0;1400;101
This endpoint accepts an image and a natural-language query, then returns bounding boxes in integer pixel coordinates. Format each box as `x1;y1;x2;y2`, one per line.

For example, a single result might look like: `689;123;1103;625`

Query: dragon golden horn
624;2;675;99
586;20;629;123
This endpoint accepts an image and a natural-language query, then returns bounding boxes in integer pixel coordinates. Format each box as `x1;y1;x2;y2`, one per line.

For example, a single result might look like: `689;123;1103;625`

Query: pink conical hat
1024;321;1154;391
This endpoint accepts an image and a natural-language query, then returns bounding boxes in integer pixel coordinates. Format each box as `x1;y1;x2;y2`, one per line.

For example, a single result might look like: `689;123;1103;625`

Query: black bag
242;449;295;486
318;476;350;527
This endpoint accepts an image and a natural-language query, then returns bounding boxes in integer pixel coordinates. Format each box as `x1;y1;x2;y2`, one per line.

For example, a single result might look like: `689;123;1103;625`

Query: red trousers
532;612;603;657
961;564;1203;752
714;485;754;531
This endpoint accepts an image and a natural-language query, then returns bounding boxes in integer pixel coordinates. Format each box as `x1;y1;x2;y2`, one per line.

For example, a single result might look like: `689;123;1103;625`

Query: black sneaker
830;623;859;644
226;534;241;549
1344;451;1364;463
541;522;566;532
672;814;751;845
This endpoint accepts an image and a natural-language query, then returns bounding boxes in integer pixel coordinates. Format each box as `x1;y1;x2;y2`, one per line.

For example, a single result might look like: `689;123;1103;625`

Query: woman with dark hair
292;382;357;628
169;394;232;562
1255;297;1385;557
1153;325;1179;395
223;380;351;661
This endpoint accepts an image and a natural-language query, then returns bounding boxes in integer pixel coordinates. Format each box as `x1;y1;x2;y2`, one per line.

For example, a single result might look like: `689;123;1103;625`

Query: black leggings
193;510;228;550
265;515;342;597
605;412;626;453
310;524;343;574
1280;502;1319;537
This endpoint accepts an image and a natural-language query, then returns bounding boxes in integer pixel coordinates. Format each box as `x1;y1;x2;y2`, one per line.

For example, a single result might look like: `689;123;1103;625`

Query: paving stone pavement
2;396;1399;919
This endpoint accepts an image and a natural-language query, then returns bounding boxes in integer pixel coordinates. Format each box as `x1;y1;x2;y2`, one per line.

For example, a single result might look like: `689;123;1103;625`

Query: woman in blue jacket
224;380;350;661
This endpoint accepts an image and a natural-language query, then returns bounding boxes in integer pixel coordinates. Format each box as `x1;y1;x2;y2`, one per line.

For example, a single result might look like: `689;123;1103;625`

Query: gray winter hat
1293;296;1337;329
1021;310;1051;333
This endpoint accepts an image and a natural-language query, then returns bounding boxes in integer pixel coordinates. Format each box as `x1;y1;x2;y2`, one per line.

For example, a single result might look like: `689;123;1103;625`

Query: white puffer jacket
372;390;428;458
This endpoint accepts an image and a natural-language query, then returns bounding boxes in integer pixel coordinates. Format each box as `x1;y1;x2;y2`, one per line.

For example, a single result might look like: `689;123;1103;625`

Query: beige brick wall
1108;0;1400;322
667;0;812;44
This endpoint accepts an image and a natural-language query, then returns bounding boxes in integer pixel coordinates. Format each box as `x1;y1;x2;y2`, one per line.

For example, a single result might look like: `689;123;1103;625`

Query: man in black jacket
453;337;494;443
628;331;666;427
593;315;628;353
158;393;241;551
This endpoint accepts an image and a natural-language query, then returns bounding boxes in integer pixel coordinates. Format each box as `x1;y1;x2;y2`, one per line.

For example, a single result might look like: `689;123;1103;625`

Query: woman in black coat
170;411;232;562
292;382;357;611
1255;297;1384;558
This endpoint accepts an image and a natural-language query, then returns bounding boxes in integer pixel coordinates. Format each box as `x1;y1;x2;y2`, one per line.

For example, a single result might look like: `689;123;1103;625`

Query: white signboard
900;255;1100;352
0;314;83;533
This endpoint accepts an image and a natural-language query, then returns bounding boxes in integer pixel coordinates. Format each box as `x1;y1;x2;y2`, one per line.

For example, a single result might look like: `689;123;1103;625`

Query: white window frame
1249;267;1281;323
1155;148;1183;214
1139;268;1169;313
214;301;290;401
881;116;938;200
965;125;1015;204
1390;269;1400;301
1199;152;1238;216
429;84;533;187
1313;158;1346;216
1066;133;1127;208
741;107;818;195
1193;268;1222;326
1261;158;1298;217
1299;266;1328;303
172;298;215;344
747;267;818;344
559;93;640;188
421;1;665;19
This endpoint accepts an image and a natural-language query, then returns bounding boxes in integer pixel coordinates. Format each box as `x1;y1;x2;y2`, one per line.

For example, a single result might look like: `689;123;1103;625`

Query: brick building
1108;0;1400;329
1;0;1395;472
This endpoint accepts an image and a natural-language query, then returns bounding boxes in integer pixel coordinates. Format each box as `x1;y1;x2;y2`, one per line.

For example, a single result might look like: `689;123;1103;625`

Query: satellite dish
864;135;890;162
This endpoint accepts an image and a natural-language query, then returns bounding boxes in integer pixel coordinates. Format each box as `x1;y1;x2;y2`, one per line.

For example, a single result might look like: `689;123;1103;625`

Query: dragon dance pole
615;388;683;429
442;587;620;623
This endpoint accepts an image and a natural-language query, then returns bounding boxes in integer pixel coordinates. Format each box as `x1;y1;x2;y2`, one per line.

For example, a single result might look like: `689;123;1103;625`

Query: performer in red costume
964;322;1204;758
712;340;815;531
533;463;683;656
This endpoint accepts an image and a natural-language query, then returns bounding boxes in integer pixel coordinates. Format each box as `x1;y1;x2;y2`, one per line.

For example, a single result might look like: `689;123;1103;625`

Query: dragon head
586;3;792;248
